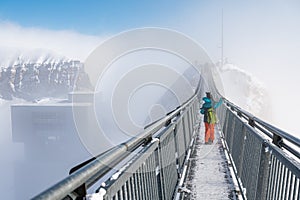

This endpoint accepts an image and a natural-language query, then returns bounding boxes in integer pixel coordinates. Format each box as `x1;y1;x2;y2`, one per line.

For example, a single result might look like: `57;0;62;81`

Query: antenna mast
221;9;224;68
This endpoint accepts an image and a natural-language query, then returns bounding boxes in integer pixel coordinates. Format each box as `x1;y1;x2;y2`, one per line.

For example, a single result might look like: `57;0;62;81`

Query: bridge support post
248;118;255;127
272;134;283;148
255;141;271;200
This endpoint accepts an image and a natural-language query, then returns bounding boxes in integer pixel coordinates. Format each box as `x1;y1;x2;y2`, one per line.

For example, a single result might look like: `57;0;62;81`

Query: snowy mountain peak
0;48;70;69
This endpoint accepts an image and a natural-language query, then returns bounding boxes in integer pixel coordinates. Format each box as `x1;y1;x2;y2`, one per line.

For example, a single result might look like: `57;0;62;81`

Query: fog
0;21;104;64
0;23;105;198
93;49;198;145
0;26;203;198
0;100;22;200
174;1;300;136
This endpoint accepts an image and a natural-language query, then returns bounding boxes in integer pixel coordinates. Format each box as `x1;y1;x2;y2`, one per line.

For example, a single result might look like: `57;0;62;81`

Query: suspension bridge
26;72;300;200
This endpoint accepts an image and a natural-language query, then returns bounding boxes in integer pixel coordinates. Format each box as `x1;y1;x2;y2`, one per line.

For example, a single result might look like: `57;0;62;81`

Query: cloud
0;21;106;65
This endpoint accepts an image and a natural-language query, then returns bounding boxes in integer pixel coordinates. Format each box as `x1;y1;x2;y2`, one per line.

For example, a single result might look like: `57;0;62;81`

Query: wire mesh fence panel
103;141;160;200
225;111;235;152
182;114;191;151
266;144;300;200
222;108;229;139
217;103;226;129
173;117;187;169
230;117;246;176
157;125;178;200
187;106;194;139
239;125;263;200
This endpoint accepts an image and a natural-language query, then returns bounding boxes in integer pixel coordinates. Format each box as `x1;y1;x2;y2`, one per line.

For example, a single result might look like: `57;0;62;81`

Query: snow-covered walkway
184;124;237;199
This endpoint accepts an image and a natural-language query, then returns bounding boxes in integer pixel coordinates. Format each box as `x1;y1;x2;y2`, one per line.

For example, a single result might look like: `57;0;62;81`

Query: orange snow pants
204;122;215;143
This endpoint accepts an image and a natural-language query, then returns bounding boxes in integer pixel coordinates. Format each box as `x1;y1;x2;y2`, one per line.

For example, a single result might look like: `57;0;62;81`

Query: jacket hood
202;97;211;103
202;97;212;108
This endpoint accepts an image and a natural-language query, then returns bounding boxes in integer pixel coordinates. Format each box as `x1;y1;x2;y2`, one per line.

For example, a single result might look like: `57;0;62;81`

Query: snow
85;188;107;200
217;63;271;121
110;171;121;180
110;158;134;181
184;124;236;199
151;137;160;143
0;48;68;69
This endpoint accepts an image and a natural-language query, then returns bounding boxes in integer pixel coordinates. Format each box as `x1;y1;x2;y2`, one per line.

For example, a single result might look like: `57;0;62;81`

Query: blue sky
0;0;208;34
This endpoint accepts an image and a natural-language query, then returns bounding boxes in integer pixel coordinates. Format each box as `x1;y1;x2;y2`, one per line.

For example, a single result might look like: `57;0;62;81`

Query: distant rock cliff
0;59;91;101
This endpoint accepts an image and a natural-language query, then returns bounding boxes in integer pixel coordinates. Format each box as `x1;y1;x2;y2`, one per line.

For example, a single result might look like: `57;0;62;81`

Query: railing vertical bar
143;164;148;200
292;178;299;200
134;173;139;200
143;163;148;200
155;148;164;200
297;178;300;200
269;157;277;200
279;164;286;200
275;162;282;200
147;157;153;199
284;170;292;200
146;157;153;200
266;155;273;200
154;152;159;200
116;190;120;200
152;153;159;199
274;159;281;200
129;177;134;200
119;186;123;200
133;174;137;200
141;164;147;200
137;169;143;200
288;174;295;200
147;162;152;199
282;166;289;200
120;188;124;200
132;176;136;200
280;166;287;200
272;155;279;200
125;181;130;200
121;185;125;200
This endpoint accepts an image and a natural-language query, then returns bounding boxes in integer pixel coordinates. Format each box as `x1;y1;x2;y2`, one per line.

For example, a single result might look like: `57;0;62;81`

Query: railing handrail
219;97;300;200
223;98;300;158
32;93;198;200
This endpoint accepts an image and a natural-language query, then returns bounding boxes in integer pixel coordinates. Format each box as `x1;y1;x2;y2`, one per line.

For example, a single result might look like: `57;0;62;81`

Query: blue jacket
200;97;212;122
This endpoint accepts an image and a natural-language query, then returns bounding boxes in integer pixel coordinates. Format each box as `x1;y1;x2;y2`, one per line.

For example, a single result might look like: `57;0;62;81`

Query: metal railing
217;98;300;200
32;93;200;200
30;61;300;200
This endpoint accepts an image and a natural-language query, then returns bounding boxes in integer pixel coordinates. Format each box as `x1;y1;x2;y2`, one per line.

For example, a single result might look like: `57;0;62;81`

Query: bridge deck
184;123;237;199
